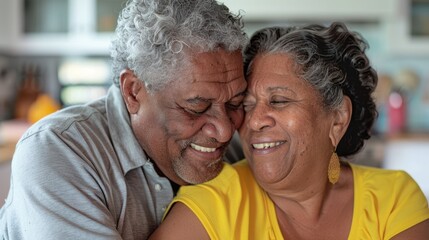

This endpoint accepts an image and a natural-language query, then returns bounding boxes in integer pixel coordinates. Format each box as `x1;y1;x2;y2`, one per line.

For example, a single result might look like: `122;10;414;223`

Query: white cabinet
0;0;18;50
0;0;123;56
386;0;429;56
383;138;429;203
218;0;395;21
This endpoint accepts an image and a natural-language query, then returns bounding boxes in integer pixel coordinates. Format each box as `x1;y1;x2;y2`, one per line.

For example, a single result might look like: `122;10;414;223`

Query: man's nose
202;109;235;143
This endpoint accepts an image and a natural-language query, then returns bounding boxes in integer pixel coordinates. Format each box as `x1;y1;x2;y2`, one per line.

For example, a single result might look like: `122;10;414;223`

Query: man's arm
1;132;122;239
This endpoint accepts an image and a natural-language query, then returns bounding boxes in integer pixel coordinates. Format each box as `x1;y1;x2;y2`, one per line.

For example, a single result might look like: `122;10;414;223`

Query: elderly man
0;0;247;239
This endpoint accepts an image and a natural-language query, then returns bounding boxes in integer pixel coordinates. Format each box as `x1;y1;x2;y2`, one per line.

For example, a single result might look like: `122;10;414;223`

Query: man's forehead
191;49;241;65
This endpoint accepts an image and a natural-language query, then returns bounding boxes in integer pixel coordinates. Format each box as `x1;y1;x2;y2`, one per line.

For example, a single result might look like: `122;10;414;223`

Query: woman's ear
329;95;352;147
119;69;144;114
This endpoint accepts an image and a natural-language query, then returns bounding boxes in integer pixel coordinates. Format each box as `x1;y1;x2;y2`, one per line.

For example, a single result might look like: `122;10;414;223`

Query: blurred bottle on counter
15;64;61;124
373;74;393;135
0;57;16;121
387;88;406;134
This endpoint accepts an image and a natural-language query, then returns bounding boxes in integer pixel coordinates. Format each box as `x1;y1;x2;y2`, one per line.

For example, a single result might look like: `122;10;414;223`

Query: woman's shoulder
350;163;413;185
349;163;429;239
350;163;424;201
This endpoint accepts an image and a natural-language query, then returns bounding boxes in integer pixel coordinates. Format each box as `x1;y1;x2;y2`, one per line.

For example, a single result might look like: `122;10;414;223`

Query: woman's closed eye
270;95;292;106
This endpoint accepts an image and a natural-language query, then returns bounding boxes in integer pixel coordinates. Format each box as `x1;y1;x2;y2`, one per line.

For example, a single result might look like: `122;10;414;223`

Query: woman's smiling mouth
252;141;285;150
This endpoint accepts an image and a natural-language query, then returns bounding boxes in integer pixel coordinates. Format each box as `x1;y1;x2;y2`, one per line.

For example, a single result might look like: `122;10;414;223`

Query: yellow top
349;163;429;239
166;160;429;240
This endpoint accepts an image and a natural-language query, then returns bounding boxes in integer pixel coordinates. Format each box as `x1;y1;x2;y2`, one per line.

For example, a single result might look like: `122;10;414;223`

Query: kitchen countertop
386;132;429;141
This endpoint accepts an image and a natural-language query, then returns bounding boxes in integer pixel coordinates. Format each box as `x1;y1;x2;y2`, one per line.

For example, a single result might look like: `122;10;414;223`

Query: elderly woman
150;22;429;239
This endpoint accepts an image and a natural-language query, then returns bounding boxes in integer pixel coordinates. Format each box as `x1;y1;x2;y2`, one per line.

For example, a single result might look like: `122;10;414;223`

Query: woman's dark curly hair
243;22;378;157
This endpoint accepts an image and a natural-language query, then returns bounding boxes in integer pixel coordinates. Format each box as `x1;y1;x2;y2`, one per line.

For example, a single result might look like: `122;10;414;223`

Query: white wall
0;0;11;48
383;140;429;203
0;0;20;52
218;0;394;21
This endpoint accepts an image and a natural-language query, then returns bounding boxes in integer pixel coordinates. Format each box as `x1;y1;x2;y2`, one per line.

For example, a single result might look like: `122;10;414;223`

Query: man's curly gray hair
110;0;247;91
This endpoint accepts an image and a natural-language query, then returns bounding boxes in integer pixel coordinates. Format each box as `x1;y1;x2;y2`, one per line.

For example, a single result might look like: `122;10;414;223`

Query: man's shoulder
12;98;114;172
21;98;108;141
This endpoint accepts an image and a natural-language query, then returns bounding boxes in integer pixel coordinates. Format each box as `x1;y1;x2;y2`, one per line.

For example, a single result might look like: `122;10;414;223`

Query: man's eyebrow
186;96;212;104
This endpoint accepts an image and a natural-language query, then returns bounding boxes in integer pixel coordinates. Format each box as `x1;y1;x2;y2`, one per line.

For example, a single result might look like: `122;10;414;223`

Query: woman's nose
246;104;275;131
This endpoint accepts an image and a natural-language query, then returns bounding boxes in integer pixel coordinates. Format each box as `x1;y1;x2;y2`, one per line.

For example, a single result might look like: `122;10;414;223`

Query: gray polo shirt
0;86;175;239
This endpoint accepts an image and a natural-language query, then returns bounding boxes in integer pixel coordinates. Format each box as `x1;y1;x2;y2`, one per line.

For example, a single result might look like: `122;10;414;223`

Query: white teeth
252;142;283;150
191;143;216;153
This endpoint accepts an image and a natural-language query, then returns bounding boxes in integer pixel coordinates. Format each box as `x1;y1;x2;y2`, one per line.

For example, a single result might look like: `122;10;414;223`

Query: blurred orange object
27;94;61;124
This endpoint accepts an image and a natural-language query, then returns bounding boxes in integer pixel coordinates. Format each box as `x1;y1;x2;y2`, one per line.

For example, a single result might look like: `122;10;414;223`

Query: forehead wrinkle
267;86;289;92
187;86;245;103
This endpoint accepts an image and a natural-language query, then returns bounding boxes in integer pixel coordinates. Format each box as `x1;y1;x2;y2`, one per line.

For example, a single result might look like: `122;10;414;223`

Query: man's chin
178;160;224;185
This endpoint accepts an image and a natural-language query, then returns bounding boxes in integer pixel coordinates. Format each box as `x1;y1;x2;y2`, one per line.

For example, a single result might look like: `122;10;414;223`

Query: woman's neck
268;164;354;239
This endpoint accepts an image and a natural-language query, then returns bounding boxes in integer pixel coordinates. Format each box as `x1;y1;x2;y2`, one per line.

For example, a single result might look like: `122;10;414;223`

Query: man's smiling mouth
191;143;217;153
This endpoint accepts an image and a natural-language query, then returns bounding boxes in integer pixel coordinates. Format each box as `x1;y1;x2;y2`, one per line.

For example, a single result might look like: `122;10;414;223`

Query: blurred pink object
388;90;406;134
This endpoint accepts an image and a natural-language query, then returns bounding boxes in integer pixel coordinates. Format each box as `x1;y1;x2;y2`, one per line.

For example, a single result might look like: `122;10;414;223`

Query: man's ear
119;69;144;114
329;95;352;147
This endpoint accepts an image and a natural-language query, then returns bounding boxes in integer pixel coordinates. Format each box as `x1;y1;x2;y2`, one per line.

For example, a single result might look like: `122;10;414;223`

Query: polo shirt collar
105;85;150;174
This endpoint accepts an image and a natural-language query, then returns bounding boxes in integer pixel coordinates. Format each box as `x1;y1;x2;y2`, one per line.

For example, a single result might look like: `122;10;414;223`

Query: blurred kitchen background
1;0;429;206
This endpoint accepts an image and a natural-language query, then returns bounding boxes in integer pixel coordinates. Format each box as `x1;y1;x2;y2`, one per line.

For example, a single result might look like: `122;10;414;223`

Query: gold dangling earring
328;148;341;184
